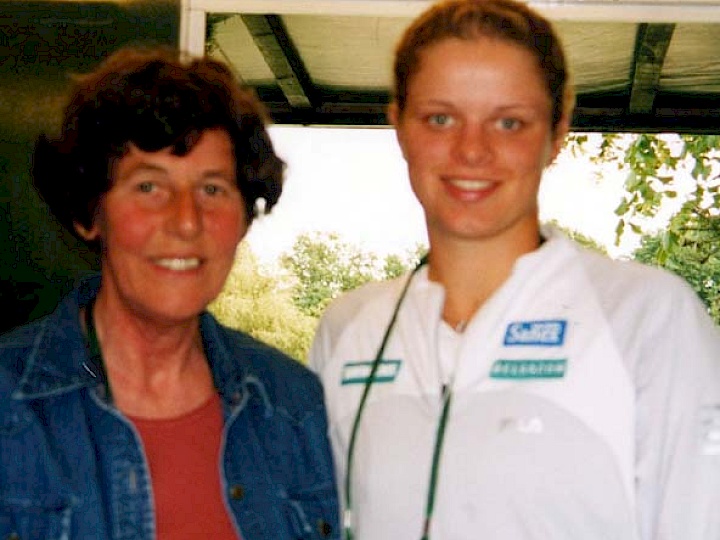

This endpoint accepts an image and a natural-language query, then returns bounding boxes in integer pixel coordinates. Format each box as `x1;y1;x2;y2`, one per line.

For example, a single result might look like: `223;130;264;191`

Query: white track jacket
310;229;720;540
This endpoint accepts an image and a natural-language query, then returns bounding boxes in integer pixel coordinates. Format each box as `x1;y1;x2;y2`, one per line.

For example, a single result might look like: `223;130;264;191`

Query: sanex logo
504;320;567;347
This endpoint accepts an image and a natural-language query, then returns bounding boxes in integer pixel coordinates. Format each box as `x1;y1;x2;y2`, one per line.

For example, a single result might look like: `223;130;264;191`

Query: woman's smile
391;36;566;244
89;128;247;325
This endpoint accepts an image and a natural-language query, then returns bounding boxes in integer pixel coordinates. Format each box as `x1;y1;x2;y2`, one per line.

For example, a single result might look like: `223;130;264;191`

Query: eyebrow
121;162;235;179
121;162;167;177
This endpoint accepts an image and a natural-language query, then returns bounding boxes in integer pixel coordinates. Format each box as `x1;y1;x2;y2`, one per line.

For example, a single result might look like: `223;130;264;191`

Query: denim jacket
0;277;339;540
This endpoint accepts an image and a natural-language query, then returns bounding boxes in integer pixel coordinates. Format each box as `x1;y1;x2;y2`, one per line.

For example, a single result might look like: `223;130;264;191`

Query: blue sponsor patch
504;320;567;347
341;360;402;385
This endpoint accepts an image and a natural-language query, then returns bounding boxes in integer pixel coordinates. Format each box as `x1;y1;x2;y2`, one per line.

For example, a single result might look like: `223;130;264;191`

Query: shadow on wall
0;0;179;333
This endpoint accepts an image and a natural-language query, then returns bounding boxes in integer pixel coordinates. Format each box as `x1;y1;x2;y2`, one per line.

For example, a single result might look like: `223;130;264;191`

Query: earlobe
548;115;570;165
387;102;400;127
388;103;408;161
74;221;100;242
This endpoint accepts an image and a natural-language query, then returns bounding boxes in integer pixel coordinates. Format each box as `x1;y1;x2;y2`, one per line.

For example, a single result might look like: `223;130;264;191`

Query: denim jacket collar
13;275;269;415
13;276;101;400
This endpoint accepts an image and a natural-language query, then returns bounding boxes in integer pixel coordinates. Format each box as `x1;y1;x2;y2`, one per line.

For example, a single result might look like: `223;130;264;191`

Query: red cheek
202;220;247;258
107;206;159;246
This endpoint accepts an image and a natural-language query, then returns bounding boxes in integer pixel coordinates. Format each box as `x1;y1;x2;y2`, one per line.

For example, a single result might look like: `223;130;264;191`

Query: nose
454;124;492;165
169;189;202;238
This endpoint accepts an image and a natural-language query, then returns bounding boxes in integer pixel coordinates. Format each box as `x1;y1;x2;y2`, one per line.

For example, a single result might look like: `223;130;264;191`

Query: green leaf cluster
569;132;720;323
633;205;720;324
569;133;719;245
210;237;426;363
280;231;425;318
209;244;318;363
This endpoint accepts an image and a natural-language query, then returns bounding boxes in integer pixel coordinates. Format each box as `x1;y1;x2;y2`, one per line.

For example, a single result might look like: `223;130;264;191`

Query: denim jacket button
7;533;20;540
229;485;245;500
318;519;332;537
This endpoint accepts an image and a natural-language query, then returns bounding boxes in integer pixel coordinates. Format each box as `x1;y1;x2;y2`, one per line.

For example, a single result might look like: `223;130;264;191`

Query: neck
94;295;203;372
427;227;542;327
88;290;214;418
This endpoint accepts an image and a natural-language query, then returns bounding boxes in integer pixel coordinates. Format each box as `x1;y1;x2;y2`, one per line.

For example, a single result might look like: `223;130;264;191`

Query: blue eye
138;182;154;193
498;118;521;130
204;184;224;195
428;114;454;126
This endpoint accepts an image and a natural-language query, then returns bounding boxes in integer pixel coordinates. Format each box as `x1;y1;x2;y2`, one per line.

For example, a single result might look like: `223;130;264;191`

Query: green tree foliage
210;237;424;363
209;243;318;362
568;133;720;322
633;205;720;323
567;133;720;246
544;219;608;255
281;232;424;318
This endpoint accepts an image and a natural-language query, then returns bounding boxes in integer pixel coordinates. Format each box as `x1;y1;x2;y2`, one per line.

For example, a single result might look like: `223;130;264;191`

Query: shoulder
0;315;47;351
202;315;325;412
542;228;696;304
318;277;406;339
0;317;61;445
535;229;718;345
553;233;720;359
215;320;318;381
309;277;407;372
569;238;703;310
0;316;51;397
0;273;99;382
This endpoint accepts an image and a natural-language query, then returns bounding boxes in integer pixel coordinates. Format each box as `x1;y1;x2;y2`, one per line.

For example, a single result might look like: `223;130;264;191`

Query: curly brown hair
33;46;285;248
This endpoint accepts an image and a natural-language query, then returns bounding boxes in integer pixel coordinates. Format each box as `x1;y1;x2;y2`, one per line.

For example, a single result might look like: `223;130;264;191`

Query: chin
136;295;213;323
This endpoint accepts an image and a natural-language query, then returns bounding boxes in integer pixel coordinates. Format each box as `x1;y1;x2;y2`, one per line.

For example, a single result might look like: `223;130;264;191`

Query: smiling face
78;128;246;325
390;37;568;247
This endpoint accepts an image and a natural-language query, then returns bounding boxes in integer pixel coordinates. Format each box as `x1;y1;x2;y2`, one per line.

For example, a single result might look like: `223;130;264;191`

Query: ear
74;220;100;242
387;102;408;161
547;113;571;166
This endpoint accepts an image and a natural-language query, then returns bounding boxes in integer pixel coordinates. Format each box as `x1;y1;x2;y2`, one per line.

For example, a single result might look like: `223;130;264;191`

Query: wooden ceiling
188;1;720;134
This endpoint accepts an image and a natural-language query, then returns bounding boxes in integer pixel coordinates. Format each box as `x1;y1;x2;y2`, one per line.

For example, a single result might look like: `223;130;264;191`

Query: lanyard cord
343;259;423;540
84;297;113;402
345;255;451;540
420;387;453;540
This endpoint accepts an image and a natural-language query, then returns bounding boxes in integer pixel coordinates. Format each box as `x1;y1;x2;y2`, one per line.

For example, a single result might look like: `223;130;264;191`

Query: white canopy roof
180;0;720;132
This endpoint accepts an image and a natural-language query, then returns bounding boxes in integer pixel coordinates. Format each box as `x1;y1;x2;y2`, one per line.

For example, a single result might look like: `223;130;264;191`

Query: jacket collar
14;275;102;400
14;275;258;410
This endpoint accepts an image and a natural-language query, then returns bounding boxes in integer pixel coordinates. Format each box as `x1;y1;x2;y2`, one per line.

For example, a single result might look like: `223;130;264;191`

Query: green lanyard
343;256;453;540
84;297;113;402
420;386;453;540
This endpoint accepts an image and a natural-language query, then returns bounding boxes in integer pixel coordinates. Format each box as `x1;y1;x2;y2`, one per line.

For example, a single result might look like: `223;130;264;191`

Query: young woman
310;1;720;539
0;47;339;539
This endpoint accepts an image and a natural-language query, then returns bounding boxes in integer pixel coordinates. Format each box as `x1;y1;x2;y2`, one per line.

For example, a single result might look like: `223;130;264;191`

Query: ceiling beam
253;87;720;133
190;1;720;23
240;14;315;109
627;23;675;115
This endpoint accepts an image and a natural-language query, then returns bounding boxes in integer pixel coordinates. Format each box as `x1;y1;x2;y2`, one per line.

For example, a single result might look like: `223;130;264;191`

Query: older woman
310;1;720;539
0;47;338;540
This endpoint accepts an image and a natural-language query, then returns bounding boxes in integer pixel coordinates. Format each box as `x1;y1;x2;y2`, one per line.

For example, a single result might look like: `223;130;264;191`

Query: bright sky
244;126;638;265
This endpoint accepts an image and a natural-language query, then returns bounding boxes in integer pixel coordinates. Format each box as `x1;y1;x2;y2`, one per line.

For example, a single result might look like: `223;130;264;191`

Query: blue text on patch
504;320;567;346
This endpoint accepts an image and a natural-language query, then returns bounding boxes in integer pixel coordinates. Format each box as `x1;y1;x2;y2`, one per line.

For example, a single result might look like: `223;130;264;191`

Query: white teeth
448;179;492;190
155;258;201;271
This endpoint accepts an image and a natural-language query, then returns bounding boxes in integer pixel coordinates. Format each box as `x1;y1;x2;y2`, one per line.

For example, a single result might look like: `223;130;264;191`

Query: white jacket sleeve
633;277;720;540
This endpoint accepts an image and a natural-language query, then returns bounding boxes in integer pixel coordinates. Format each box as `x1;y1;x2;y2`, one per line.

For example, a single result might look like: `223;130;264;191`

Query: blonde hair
393;0;574;131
